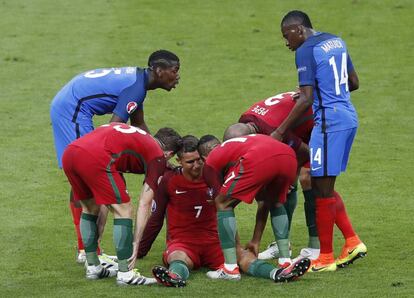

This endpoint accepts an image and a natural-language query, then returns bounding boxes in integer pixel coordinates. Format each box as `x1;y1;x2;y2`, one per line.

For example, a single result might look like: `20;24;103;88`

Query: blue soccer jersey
295;32;358;133
50;67;148;125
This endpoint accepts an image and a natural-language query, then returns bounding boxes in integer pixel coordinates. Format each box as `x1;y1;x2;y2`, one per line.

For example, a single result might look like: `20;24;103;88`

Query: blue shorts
50;109;93;168
309;128;357;177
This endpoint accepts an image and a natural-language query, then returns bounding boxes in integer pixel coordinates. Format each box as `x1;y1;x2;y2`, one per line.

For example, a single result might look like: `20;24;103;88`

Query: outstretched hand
127;242;139;270
245;240;259;257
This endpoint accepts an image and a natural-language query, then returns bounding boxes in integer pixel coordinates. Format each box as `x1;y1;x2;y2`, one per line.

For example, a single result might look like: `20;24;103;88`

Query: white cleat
206;265;241;280
116;269;157;286
86;264;117;280
258;242;292;260
291;248;320;263
99;254;119;271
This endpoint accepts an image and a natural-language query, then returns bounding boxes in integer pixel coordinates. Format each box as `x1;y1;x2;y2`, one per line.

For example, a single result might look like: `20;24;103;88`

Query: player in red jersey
62;122;181;286
137;136;223;287
228;91;320;262
199;134;310;281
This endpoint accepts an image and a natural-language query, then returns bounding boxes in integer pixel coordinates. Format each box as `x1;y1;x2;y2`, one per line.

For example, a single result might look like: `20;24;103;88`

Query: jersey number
194;206;203;218
329;53;349;95
84;68;122;78
263;91;296;106
102;124;147;135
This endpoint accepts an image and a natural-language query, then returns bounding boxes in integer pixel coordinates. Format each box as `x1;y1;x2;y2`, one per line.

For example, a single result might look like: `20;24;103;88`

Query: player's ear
176;156;182;166
297;25;304;36
164;150;174;160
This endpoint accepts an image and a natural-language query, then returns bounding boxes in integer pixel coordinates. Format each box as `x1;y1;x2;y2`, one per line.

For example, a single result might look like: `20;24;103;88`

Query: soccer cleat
86;264;117;280
336;242;367;268
308;259;337;273
99;254;119;271
116;269;157;286
291;248;320;263
76;249;86;264
206;264;241;280
272;258;310;282
258;242;292;260
152;265;186;287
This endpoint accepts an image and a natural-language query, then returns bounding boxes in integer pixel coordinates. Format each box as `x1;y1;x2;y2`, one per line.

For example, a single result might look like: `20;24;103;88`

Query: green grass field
1;0;413;297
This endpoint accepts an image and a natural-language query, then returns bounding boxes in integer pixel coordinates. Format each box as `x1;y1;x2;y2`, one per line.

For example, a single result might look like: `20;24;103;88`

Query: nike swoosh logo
347;248;356;255
223;171;236;186
310;266;327;272
175;190;187;194
311;166;322;171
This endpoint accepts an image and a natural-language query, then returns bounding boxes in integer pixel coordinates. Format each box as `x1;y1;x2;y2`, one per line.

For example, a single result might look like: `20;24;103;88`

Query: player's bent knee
110;201;133;218
80;198;100;215
167;250;193;268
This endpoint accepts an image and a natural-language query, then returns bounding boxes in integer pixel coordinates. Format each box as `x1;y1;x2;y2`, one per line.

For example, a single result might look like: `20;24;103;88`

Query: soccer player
137;136;223;287
61;122;181;285
50;50;180;262
273;10;367;272
199;133;310;280
227;91;319;261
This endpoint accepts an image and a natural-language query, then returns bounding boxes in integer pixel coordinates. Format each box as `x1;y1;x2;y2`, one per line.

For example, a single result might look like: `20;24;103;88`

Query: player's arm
137;176;169;258
348;69;359;92
130;109;150;133
128;182;154;269
271;86;313;141
246;197;269;256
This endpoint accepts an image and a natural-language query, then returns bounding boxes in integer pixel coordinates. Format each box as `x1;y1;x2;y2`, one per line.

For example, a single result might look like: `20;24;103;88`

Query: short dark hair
177;135;199;158
148;50;180;69
154;127;182;154
281;10;313;28
197;134;220;158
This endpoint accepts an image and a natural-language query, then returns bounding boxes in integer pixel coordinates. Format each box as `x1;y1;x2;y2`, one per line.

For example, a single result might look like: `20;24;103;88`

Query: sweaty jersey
50;67;148;125
138;168;218;257
204;134;295;195
239;91;314;143
68;122;165;191
296;32;358;133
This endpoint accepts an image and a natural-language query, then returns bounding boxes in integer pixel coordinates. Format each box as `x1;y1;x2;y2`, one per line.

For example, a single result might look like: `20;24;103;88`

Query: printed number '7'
329;52;349;95
194;206;203;218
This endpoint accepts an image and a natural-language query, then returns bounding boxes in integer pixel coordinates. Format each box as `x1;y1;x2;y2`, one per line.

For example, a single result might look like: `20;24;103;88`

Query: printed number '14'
329;52;349;95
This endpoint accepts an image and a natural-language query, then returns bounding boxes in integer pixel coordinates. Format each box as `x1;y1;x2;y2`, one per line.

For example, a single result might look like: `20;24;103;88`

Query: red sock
69;201;84;250
315;197;336;254
333;191;356;240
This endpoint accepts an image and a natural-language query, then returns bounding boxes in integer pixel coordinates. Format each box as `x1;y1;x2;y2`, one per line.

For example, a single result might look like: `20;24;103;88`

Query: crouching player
199;133;310;281
62;123;181;285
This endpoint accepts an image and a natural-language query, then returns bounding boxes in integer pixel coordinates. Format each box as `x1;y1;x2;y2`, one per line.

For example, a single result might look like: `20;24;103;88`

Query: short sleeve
113;79;146;122
145;157;167;192
295;46;317;87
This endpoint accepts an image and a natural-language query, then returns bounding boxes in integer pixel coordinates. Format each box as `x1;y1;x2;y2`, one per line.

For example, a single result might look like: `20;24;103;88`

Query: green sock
217;210;237;264
270;206;290;258
169;260;190;280
247;259;277;280
113;218;133;272
303;190;320;249
284;184;298;231
80;213;99;266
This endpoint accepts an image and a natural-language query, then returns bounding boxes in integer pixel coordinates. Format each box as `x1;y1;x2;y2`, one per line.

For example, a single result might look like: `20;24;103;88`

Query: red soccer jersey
239;91;314;143
203;134;295;196
68;122;166;191
138;168;219;257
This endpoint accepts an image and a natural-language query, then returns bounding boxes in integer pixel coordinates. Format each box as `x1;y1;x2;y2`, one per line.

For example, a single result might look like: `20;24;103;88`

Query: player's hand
245;240;259;257
127;242;139;270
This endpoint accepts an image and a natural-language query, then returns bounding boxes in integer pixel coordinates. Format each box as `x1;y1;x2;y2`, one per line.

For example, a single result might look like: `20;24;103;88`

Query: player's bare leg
111;202;156;285
152;250;192;287
206;195;241;280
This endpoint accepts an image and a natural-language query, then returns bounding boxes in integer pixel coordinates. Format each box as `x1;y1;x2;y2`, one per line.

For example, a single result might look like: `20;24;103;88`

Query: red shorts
62;145;130;205
220;153;297;204
163;240;224;270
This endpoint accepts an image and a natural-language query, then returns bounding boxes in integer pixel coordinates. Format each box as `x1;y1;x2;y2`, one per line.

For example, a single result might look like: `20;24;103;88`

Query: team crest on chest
126;101;138;114
207;187;214;199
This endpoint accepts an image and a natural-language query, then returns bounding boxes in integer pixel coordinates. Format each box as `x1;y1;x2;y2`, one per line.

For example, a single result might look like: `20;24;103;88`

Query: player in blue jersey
50;49;180;263
272;11;366;272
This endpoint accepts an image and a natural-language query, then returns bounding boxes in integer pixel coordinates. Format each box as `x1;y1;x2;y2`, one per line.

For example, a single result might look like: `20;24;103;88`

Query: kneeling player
62;123;181;285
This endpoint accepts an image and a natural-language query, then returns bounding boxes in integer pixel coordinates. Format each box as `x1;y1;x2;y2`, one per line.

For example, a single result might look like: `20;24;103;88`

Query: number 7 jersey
295;32;358;133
